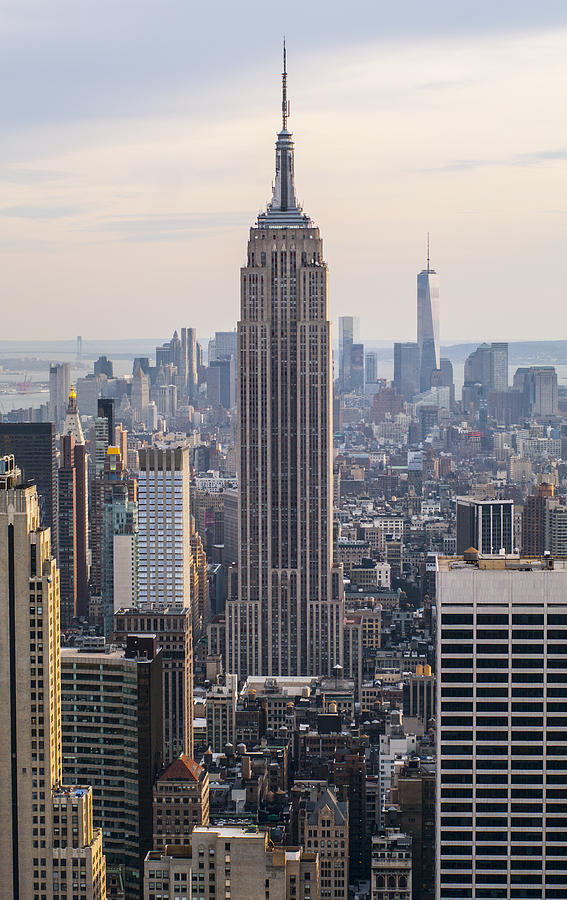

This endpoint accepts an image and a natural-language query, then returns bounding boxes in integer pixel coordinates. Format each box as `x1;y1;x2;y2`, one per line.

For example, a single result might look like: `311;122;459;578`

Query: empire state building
226;48;345;678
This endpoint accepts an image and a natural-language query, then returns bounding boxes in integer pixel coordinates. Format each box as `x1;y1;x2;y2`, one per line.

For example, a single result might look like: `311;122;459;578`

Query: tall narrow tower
0;454;106;898
417;237;440;392
227;46;344;678
60;386;90;620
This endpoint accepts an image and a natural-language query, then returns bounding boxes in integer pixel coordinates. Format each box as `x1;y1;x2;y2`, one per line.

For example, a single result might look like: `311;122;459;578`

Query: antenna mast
427;232;430;271
282;38;289;130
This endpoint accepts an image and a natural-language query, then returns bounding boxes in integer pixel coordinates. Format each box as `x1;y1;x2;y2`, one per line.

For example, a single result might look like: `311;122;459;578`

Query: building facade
61;388;89;618
152;755;210;850
114;603;194;762
394;342;419;400
339;315;360;391
0;455;106;898
417;254;440;393
61;637;162;898
137;445;192;608
101;447;138;633
49;361;72;428
227;50;345;679
0;421;58;557
455;497;514;555
144;826;319;900
206;675;238;753
371;830;412;900
437;555;567;900
293;784;348;900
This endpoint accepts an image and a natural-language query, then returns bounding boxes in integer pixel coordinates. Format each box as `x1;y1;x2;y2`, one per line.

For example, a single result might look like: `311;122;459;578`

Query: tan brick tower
227;45;344;678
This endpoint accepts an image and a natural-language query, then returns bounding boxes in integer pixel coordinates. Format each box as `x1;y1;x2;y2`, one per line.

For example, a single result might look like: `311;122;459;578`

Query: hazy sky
2;1;567;343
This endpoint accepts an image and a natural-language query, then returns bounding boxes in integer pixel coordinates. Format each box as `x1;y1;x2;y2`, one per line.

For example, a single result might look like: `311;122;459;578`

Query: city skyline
2;5;567;341
2;8;567;898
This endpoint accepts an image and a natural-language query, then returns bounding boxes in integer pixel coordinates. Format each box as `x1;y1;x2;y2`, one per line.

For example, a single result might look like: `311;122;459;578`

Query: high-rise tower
59;386;89;622
49;361;71;428
437;555;567;900
137;445;192;608
0;454;106;897
339;315;360;391
417;238;440;392
0;421;58;558
227;46;344;678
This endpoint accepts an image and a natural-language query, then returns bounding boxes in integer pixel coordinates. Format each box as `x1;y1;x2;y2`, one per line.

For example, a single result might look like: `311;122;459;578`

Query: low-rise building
371;829;412;900
290;784;348;900
207;675;238;753
153;756;210;850
144;826;318;900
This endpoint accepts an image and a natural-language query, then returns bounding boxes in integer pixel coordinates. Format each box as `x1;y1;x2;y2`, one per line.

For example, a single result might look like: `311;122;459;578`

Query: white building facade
137;445;191;607
437;555;567;900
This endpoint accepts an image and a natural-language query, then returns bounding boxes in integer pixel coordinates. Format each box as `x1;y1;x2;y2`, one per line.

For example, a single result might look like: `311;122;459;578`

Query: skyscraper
61;635;162;898
417;242;440;392
155;328;199;402
349;342;365;392
131;359;150;425
182;326;198;401
0;421;58;558
339;315;360;391
58;434;79;626
393;342;420;400
437;554;567;900
59;386;89;621
137;445;192;607
463;342;508;398
208;357;236;408
208;330;238;363
531;365;559;417
90;399;116;600
521;482;556;556
364;351;378;389
62;383;85;445
93;355;113;378
490;341;509;392
114;604;194;762
190;527;209;638
226;47;345;678
49;361;71;427
455;497;514;555
102;447;138;634
0;454;106;897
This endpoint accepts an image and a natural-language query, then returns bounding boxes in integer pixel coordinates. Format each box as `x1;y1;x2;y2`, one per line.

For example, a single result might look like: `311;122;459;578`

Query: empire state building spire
258;42;310;227
282;38;289;131
228;45;346;680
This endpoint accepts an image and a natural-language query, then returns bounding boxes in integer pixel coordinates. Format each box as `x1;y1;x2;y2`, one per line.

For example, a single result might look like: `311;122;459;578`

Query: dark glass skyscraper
394;342;420;400
0;421;58;557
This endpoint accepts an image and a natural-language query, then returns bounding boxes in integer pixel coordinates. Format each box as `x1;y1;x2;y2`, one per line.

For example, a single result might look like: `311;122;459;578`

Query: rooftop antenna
427;232;430;271
282;37;289;130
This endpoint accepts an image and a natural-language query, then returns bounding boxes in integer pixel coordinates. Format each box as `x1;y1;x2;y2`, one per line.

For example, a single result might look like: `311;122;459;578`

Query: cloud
0;204;82;219
0;167;73;184
2;22;567;340
85;211;252;241
426;147;567;173
521;148;567;164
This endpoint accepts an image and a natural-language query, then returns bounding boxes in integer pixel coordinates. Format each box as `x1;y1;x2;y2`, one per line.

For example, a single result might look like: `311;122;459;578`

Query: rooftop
158;755;205;783
53;785;91;800
437;554;567;572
